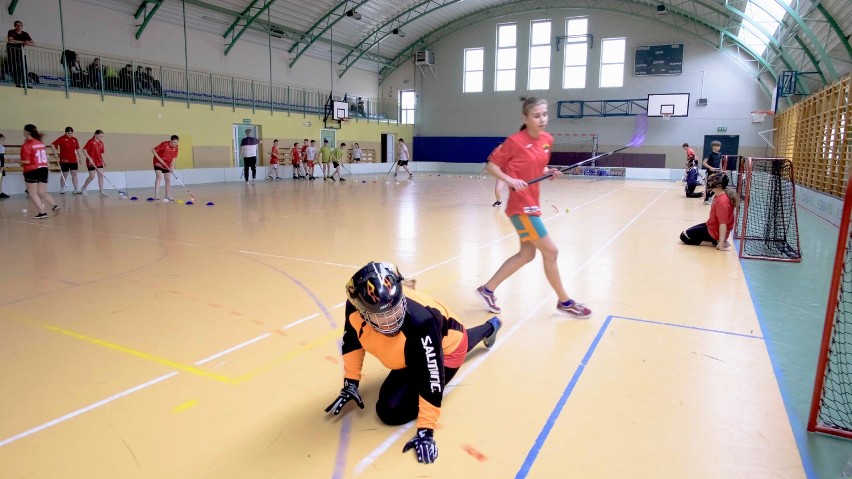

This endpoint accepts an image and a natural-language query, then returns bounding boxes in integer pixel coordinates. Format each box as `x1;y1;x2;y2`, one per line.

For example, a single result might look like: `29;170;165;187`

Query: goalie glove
324;379;365;415
402;428;438;464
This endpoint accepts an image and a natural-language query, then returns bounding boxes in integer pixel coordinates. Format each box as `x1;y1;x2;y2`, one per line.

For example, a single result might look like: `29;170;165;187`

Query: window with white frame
528;20;551;90
562;17;588;89
495;23;517;91
600;38;626;88
400;90;415;124
463;48;484;93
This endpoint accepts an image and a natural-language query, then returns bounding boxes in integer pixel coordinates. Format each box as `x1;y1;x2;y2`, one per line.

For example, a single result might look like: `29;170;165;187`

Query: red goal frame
808;175;852;439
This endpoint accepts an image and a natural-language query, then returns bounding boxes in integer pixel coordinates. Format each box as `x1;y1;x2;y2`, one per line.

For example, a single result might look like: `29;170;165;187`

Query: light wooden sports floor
0;174;804;478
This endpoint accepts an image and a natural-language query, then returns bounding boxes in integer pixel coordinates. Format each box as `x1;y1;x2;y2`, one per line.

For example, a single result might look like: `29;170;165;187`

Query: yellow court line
5;308;343;385
173;399;199;413
234;328;343;384
42;324;237;384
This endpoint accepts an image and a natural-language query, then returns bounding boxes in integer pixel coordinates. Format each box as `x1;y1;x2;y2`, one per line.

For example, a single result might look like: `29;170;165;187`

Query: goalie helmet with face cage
346;262;407;336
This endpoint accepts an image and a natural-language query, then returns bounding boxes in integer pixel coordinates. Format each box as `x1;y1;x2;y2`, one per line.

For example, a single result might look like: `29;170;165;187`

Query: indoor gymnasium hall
0;1;850;478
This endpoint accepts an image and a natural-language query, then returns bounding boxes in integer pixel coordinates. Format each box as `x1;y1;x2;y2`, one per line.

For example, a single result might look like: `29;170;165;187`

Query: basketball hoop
661;112;672;121
751;110;774;123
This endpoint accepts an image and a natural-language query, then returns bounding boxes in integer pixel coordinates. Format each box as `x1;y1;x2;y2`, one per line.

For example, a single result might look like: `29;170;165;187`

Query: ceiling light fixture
392;28;405;37
346;9;362;20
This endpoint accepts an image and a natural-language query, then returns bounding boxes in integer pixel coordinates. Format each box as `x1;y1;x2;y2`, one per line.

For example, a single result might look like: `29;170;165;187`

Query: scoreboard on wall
634;43;683;75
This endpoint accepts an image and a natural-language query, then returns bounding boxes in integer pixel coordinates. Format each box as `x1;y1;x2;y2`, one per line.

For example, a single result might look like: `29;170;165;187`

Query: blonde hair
519;97;548;130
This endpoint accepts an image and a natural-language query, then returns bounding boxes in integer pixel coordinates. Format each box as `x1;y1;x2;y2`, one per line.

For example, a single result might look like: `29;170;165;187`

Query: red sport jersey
84;137;105;168
488;129;554;217
291;147;301;166
20;139;49;172
270;146;280;165
152;141;178;169
706;193;735;241
51;135;80;163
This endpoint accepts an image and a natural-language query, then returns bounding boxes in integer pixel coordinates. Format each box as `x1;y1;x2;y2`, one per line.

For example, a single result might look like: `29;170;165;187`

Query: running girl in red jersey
20;124;58;218
81;130;108;196
151;135;179;201
475;97;591;318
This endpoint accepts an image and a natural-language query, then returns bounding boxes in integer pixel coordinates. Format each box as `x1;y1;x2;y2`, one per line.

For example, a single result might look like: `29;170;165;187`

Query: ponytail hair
519;96;547;131
24;124;42;141
723;187;740;208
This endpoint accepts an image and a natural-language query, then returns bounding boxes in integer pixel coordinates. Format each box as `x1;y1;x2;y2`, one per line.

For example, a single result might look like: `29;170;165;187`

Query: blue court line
615;315;764;340
515;314;772;478
515;315;613;479
739;263;817;479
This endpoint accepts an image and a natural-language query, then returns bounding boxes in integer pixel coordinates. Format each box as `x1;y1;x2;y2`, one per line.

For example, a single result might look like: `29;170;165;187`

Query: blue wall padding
413;137;505;164
413;137;665;167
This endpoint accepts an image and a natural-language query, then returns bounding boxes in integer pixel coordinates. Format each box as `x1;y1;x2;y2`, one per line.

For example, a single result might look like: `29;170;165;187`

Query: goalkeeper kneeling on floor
325;261;502;464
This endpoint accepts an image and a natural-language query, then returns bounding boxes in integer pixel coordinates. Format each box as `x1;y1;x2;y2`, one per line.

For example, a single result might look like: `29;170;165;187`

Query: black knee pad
376;402;411;426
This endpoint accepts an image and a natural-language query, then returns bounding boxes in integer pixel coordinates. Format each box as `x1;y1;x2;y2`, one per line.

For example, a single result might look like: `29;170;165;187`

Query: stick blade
627;113;648;148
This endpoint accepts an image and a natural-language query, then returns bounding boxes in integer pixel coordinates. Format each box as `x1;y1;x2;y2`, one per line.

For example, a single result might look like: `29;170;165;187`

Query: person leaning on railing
6;20;34;87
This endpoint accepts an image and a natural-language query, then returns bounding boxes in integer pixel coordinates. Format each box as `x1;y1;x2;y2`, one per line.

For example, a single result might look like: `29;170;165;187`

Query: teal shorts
510;214;548;242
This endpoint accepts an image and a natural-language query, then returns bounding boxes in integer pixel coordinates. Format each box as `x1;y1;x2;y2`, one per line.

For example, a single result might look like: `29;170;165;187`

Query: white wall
1;0;379;98
382;8;775;165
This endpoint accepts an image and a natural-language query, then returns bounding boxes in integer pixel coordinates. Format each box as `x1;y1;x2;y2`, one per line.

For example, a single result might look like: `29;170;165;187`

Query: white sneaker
165;196;175;201
99;191;108;197
72;190;82;195
80;189;88;196
60;186;67;194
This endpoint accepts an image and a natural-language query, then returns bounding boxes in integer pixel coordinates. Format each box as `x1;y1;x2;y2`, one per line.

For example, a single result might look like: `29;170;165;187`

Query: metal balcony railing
1;42;399;123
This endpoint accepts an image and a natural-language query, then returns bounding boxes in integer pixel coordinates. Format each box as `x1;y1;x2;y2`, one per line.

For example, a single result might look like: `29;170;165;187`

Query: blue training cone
146;197;155;201
206;201;215;206
130;196;139;201
185;201;194;205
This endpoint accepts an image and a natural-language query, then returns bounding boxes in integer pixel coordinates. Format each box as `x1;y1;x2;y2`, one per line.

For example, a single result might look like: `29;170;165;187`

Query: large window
600;38;626;88
528;20;551;90
400;90;415;124
562;17;588;89
738;0;792;56
463;47;484;93
495;23;517;91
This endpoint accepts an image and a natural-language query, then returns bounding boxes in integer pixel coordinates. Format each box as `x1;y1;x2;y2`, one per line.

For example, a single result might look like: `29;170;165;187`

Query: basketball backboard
333;100;349;121
647;93;689;117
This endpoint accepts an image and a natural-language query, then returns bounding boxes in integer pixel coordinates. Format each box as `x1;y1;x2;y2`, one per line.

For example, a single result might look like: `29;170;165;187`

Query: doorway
320;129;336;148
233;124;261;167
380;133;396;163
702;134;739;170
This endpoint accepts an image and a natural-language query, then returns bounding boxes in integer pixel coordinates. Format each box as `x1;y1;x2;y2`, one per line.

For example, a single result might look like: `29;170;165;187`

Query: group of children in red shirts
268;138;349;181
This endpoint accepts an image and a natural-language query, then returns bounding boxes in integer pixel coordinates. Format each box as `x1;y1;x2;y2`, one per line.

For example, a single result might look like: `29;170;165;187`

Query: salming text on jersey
421;336;442;393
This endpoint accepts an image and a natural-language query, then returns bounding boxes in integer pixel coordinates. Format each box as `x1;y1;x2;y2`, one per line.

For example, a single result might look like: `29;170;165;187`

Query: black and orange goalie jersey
341;287;467;430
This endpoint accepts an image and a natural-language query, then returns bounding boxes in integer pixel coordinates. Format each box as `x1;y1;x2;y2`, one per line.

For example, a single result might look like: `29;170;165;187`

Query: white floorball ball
162;198;169;202
22;209;28;213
